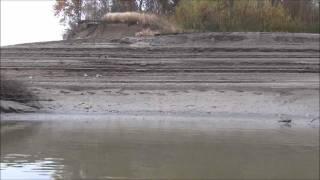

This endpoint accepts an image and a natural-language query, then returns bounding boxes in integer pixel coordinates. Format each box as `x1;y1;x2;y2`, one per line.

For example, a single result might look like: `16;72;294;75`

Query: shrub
0;77;37;103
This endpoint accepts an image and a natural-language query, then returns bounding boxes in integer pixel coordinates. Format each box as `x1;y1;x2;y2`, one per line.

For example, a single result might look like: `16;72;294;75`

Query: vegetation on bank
172;0;319;33
102;12;179;33
0;77;37;103
0;77;40;112
54;0;319;34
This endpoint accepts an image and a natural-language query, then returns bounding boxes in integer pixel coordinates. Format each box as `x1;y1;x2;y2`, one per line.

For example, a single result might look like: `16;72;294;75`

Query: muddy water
1;117;319;180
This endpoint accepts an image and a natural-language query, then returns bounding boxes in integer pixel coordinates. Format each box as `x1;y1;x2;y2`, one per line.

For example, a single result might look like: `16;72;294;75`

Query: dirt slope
66;23;146;40
1;32;319;124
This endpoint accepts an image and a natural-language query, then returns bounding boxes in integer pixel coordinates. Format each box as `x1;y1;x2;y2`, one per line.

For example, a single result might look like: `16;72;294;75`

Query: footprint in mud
31;88;40;91
211;106;217;109
279;91;293;96
278;119;293;128
87;91;96;95
217;90;225;93
117;91;130;95
75;102;85;107
108;110;119;113
197;88;207;92
60;90;71;94
169;90;179;93
253;92;263;95
280;123;292;128
278;119;292;123
139;92;150;95
310;117;320;123
235;90;244;93
84;105;93;110
278;114;293;127
186;105;195;108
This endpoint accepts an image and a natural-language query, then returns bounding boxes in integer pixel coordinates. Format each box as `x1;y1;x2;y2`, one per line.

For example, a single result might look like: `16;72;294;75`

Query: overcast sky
1;0;65;46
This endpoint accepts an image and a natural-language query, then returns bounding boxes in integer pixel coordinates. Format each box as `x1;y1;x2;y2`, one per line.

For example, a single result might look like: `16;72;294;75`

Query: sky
1;0;65;46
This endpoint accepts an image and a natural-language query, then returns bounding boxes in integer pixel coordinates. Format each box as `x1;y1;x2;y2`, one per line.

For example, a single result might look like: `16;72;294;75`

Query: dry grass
173;0;319;33
101;12;180;35
0;77;37;103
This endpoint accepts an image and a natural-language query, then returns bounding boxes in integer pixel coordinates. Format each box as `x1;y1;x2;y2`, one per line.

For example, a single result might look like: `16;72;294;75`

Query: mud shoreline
1;32;319;120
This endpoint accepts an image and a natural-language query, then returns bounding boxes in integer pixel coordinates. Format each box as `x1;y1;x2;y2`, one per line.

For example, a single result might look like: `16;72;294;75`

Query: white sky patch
1;0;65;46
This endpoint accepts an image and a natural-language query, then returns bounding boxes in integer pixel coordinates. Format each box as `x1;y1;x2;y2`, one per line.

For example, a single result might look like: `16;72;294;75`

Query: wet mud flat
1;32;319;179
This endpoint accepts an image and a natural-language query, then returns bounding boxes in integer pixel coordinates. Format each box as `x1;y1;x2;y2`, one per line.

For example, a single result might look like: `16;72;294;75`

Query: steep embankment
1;32;319;123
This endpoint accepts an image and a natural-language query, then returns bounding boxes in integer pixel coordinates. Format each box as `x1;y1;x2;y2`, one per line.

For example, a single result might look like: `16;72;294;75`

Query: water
1;117;319;179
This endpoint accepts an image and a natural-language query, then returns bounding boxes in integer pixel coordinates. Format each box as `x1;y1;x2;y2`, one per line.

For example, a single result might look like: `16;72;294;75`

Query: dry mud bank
1;32;319;124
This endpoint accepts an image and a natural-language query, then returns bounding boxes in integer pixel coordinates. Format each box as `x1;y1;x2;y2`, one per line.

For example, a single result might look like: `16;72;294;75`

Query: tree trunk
138;0;144;11
77;0;82;22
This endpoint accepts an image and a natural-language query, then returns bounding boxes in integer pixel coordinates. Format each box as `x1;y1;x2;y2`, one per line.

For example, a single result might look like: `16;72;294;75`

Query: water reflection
1;118;319;179
1;155;64;180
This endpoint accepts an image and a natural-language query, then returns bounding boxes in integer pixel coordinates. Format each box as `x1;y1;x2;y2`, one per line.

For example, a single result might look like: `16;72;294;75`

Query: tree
282;0;318;23
54;0;82;24
111;0;137;12
54;0;180;27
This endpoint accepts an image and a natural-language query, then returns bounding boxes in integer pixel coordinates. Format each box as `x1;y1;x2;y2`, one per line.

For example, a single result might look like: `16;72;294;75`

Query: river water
1;115;319;179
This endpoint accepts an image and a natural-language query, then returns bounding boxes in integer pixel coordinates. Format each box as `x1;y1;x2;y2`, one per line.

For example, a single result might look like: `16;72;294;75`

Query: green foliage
173;0;319;33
